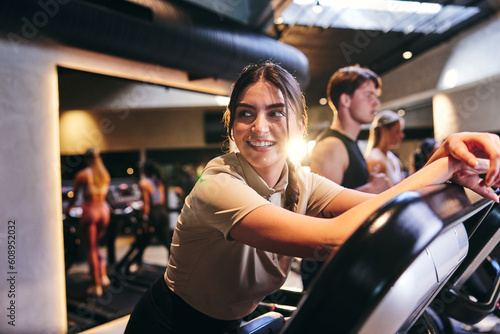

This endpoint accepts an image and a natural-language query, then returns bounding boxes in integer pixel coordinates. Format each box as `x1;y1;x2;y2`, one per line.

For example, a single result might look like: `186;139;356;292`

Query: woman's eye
237;110;252;118
269;110;285;117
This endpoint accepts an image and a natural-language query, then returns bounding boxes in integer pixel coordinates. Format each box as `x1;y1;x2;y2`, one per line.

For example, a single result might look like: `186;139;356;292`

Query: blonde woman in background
66;147;111;296
365;110;406;186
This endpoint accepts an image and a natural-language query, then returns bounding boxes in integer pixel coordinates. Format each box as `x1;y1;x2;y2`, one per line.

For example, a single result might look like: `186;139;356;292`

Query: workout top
315;129;369;188
165;152;344;320
82;169;109;200
146;177;163;205
370;148;404;185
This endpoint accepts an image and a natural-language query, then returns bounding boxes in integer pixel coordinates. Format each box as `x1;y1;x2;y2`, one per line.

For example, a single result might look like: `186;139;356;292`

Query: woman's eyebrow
235;102;285;109
267;103;285;109
236;102;255;110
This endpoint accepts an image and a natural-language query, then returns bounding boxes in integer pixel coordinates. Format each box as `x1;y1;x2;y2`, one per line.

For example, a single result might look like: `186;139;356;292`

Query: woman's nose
252;113;269;135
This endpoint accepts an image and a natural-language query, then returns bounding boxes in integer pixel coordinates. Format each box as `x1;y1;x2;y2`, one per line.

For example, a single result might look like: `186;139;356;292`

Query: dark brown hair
327;65;381;115
222;61;308;211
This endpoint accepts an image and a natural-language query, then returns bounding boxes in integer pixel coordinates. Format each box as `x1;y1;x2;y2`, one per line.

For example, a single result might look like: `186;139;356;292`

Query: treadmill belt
66;264;164;333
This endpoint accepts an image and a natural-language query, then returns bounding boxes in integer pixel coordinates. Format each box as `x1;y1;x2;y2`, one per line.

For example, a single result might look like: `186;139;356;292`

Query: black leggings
134;205;171;265
149;205;171;250
125;277;241;334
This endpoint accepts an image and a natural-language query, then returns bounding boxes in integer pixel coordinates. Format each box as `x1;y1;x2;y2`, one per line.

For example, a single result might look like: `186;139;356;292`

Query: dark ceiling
182;0;497;108
272;0;496;108
1;0;495;111
274;1;495;110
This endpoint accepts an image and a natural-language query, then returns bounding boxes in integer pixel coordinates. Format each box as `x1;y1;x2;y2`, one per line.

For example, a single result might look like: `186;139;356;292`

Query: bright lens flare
288;139;308;163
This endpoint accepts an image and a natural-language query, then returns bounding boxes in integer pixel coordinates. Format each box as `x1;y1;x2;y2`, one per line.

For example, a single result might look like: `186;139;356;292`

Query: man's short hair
327;65;381;113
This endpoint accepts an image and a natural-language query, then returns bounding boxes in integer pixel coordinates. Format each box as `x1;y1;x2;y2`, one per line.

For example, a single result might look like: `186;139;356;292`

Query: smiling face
232;80;303;177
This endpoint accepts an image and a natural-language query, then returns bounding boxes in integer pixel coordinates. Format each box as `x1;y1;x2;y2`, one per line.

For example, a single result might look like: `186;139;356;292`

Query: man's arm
310;137;348;184
310;137;390;193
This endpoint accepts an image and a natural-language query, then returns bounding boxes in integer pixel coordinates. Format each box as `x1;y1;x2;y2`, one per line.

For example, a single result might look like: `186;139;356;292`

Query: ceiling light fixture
312;1;323;13
402;51;413;59
294;0;442;14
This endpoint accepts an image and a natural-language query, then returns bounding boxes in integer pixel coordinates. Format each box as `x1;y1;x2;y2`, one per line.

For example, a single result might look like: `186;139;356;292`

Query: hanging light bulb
312;0;323;13
402;51;413;59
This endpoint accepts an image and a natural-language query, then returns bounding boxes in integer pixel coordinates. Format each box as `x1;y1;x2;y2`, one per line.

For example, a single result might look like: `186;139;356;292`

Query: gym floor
66;235;303;334
70;237;500;334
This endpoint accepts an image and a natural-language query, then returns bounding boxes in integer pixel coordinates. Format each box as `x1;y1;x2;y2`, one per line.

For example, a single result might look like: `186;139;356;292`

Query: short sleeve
190;168;271;239
296;167;344;217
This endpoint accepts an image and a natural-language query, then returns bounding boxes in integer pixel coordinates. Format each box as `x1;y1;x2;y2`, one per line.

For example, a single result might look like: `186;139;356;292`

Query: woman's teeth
249;141;274;147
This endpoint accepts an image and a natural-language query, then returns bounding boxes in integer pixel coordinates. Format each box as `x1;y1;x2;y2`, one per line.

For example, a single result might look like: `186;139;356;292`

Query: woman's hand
450;157;499;202
427;132;500;188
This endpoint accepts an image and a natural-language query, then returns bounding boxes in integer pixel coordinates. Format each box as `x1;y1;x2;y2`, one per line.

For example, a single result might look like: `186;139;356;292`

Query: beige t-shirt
165;152;344;320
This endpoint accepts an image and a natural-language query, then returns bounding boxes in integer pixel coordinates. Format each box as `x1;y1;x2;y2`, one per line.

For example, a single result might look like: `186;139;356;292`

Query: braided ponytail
285;157;299;212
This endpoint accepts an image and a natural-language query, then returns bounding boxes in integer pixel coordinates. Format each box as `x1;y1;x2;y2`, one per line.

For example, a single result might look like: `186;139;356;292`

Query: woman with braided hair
125;62;500;333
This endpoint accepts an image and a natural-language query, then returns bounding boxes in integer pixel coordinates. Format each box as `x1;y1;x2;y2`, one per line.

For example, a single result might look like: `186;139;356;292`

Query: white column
0;39;66;333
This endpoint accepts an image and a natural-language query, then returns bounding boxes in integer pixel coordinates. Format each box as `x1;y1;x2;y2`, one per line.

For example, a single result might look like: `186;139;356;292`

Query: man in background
301;65;391;289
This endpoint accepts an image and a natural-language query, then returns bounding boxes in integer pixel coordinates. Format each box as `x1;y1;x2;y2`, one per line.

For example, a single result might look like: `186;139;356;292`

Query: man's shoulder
314;135;346;152
310;136;349;171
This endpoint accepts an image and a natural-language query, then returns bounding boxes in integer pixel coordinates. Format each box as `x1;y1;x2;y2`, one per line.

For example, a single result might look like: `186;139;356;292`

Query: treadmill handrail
281;184;493;334
436;199;500;325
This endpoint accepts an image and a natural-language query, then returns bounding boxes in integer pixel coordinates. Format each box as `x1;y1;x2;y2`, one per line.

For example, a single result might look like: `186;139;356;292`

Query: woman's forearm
232;157;496;259
232;159;454;259
325;158;454;249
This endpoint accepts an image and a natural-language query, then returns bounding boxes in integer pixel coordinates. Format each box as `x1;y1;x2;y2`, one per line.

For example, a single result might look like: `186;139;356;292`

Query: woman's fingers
451;158;499;202
450;141;479;168
471;181;499;203
447;133;500;187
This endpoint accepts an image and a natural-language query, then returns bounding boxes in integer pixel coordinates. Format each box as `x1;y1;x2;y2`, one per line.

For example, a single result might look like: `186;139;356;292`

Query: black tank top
316;129;369;189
